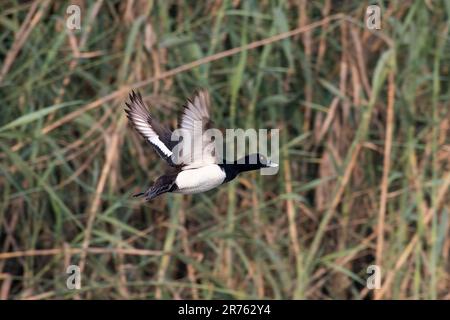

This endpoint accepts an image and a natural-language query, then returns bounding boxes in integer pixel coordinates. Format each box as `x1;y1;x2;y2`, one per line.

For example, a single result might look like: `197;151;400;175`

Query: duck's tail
133;174;177;201
133;185;169;201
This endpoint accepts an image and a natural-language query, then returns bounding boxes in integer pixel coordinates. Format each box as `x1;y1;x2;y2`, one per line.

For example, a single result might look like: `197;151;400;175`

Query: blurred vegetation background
0;0;449;299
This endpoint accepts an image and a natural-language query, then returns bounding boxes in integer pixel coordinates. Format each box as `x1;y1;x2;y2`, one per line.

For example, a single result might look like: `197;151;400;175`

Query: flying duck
125;89;278;201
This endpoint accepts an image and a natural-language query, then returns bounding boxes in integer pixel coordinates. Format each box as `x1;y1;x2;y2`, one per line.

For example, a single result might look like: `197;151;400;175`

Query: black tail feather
133;173;178;201
144;185;170;201
133;192;145;197
133;182;175;201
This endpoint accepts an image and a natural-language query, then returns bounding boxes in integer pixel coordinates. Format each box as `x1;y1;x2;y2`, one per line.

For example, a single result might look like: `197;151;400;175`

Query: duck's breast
174;165;226;194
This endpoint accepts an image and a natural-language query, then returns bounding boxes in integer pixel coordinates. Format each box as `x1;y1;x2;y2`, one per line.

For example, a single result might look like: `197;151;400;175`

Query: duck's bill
267;161;279;168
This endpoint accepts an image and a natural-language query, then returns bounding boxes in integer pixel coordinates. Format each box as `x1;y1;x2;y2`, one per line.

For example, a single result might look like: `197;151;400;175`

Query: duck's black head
237;153;278;169
221;153;278;182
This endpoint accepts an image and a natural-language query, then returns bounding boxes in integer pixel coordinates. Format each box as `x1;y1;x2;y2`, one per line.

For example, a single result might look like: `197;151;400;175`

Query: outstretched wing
175;89;218;170
125;91;178;166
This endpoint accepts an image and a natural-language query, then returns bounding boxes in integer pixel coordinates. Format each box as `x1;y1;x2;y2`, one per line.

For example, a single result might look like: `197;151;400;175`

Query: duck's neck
220;159;260;182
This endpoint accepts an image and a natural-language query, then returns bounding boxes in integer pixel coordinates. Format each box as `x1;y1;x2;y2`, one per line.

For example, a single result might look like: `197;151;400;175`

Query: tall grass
0;0;449;299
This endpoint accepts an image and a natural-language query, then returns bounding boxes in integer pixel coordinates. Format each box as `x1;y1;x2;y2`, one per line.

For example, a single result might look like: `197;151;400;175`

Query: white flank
174;165;226;194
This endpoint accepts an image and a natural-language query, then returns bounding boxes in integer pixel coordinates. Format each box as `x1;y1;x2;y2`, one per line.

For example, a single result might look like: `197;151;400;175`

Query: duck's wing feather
176;89;218;170
125;91;178;166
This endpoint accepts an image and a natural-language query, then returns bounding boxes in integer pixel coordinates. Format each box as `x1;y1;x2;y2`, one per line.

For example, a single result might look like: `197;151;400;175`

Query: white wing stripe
149;136;173;157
